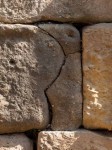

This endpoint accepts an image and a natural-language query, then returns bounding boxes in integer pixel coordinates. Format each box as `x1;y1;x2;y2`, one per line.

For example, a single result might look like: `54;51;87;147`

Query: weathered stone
0;24;64;133
38;130;112;150
47;53;82;130
38;24;80;55
83;23;112;130
0;0;112;23
0;134;33;150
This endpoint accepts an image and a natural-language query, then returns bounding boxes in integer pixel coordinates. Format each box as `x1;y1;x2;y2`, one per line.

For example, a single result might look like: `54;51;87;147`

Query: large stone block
0;134;33;150
0;24;65;133
83;23;112;130
0;0;112;23
38;130;112;150
47;53;82;130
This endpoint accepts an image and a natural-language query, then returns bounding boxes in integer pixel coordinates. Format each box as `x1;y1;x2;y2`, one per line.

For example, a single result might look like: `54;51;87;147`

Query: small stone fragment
38;130;112;150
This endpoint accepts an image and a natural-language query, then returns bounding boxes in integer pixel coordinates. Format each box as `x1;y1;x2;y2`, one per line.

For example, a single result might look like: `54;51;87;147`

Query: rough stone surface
38;24;80;55
0;24;64;133
47;53;82;130
0;0;112;23
38;130;112;150
0;134;33;150
83;23;112;130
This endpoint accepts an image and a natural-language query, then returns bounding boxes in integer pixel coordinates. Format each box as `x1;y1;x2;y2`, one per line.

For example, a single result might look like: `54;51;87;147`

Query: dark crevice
25;129;38;150
9;58;16;65
5;20;71;25
35;21;67;25
1;20;75;25
36;132;39;150
44;90;53;131
3;20;96;26
44;58;66;129
78;26;84;128
80;44;83;129
73;23;89;35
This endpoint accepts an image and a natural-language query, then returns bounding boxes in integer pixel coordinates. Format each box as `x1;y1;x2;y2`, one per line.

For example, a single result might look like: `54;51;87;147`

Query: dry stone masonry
0;1;112;150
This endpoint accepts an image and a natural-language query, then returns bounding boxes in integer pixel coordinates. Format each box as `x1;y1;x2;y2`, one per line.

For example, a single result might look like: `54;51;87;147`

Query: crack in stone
38;25;66;56
38;25;66;128
38;25;80;129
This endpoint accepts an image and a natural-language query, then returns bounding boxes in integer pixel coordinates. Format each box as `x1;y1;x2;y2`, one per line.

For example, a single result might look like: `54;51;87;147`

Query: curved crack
38;25;66;56
38;25;66;129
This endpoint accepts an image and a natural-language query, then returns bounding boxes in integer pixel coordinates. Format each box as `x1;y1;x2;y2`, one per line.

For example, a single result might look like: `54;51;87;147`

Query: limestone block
0;134;33;150
0;24;64;133
83;23;112;130
0;0;112;23
38;130;112;150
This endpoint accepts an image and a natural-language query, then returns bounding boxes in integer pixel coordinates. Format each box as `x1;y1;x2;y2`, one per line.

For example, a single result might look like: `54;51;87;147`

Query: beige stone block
38;130;112;150
83;23;112;130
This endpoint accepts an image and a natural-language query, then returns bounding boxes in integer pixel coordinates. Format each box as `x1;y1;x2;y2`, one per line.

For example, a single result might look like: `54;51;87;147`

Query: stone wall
0;1;112;150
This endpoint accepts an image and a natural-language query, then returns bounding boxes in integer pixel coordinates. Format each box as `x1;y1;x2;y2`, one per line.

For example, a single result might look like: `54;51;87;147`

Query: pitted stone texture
38;24;80;55
47;53;82;130
0;134;33;150
83;23;112;130
0;0;112;23
38;130;112;150
0;24;64;133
